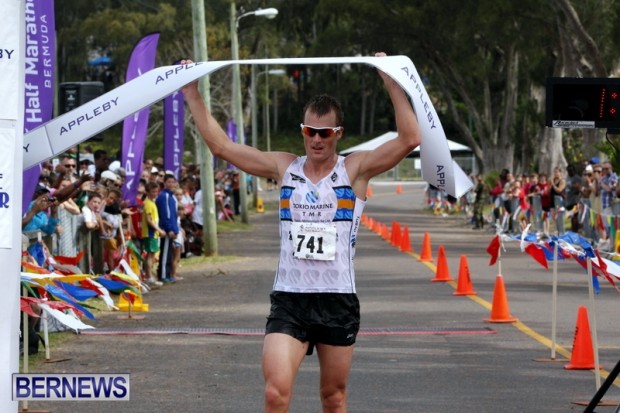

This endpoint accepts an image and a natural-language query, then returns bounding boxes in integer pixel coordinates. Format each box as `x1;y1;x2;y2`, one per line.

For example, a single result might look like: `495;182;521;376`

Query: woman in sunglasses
182;52;420;413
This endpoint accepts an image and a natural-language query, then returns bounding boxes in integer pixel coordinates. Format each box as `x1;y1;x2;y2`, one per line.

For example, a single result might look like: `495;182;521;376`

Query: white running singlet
274;156;365;293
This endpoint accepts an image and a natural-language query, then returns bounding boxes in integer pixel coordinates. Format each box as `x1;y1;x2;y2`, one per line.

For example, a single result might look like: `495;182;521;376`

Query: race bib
290;222;337;261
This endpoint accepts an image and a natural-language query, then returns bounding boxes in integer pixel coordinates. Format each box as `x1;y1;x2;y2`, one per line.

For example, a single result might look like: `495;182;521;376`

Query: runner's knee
320;384;347;412
264;382;292;412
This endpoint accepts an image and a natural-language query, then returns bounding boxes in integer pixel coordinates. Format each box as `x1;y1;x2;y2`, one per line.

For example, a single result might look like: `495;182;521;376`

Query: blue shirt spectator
155;175;179;235
22;187;59;235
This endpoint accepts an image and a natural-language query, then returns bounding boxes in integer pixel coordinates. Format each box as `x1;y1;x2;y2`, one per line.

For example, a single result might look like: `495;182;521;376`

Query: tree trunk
539;127;566;176
497;46;519;173
536;0;609;171
429;46;522;174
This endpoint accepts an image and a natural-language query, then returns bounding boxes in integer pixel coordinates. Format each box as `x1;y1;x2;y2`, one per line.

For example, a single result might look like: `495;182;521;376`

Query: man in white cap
149;167;160;184
100;170;120;188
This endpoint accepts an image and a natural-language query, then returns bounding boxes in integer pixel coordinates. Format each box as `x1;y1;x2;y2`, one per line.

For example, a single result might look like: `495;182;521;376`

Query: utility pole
191;0;218;255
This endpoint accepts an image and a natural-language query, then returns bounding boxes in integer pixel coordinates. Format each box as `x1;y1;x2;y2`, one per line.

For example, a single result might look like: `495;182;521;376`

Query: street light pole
230;2;278;223
230;2;248;223
250;66;285;206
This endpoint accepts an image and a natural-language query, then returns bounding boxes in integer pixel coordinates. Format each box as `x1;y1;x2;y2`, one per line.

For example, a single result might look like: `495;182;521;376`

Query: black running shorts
265;291;360;355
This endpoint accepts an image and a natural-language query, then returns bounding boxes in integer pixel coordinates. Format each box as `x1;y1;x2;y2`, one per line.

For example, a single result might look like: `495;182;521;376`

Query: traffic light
287;65;307;101
59;81;105;140
287;65;306;84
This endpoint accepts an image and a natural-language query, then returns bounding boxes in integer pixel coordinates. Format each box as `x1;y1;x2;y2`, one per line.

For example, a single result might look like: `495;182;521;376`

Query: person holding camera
22;185;60;234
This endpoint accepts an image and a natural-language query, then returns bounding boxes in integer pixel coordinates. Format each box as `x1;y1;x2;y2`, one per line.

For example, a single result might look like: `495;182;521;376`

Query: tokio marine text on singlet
274;156;365;293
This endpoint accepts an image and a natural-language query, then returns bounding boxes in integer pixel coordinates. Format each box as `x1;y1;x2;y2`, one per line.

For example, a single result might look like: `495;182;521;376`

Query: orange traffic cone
390;221;402;247
400;226;413;252
396;184;403;194
381;224;390;241
484;275;518;323
366;185;373;198
374;220;382;235
418;232;433;262
565;306;601;370
369;218;377;233
432;245;454;282
453;255;477;295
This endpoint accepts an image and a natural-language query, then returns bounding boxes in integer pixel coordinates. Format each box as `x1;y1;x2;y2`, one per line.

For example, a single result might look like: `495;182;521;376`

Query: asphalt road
26;181;620;413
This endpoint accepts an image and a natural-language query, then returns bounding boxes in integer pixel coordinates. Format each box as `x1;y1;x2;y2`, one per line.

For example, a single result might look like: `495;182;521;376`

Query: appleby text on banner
23;56;473;198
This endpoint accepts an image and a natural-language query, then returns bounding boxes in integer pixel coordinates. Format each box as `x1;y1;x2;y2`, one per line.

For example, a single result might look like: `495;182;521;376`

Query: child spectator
128;179;146;250
156;174;179;283
178;178;195;216
142;182;165;287
81;191;109;273
81;192;105;231
215;185;234;221
171;200;186;281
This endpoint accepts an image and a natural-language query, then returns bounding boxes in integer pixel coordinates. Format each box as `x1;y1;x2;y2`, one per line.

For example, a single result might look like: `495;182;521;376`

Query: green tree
544;0;616;173
52;0;620;173
313;0;620;175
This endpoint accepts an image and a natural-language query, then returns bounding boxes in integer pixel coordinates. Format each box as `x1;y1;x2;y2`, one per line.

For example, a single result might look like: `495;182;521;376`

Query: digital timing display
546;77;620;129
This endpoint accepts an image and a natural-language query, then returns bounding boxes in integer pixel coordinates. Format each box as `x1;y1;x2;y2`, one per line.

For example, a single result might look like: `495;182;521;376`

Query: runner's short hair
303;94;344;126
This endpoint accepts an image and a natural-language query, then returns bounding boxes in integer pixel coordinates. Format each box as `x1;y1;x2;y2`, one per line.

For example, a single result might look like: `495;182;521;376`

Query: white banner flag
23;56;473;198
0;0;21;249
0;1;19;120
1;0;24;411
0;128;15;249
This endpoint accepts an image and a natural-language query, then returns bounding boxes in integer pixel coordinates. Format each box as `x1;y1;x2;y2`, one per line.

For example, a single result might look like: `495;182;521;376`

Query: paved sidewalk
26;181;620;412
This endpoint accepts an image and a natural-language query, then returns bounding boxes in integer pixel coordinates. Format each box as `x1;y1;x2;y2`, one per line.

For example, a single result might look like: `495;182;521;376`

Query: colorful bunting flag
524;243;548;269
486;235;501;266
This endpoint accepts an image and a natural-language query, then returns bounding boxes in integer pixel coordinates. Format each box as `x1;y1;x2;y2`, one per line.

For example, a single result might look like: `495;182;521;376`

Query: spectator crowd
427;157;620;252
21;146;249;288
30;145;620;281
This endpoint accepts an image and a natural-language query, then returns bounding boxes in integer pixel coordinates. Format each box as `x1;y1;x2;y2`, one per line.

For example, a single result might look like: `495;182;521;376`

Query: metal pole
250;64;258;207
251;66;282;204
191;0;218;255
551;241;559;359
273;82;279;135
231;1;249;223
586;257;602;390
266;68;272;153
